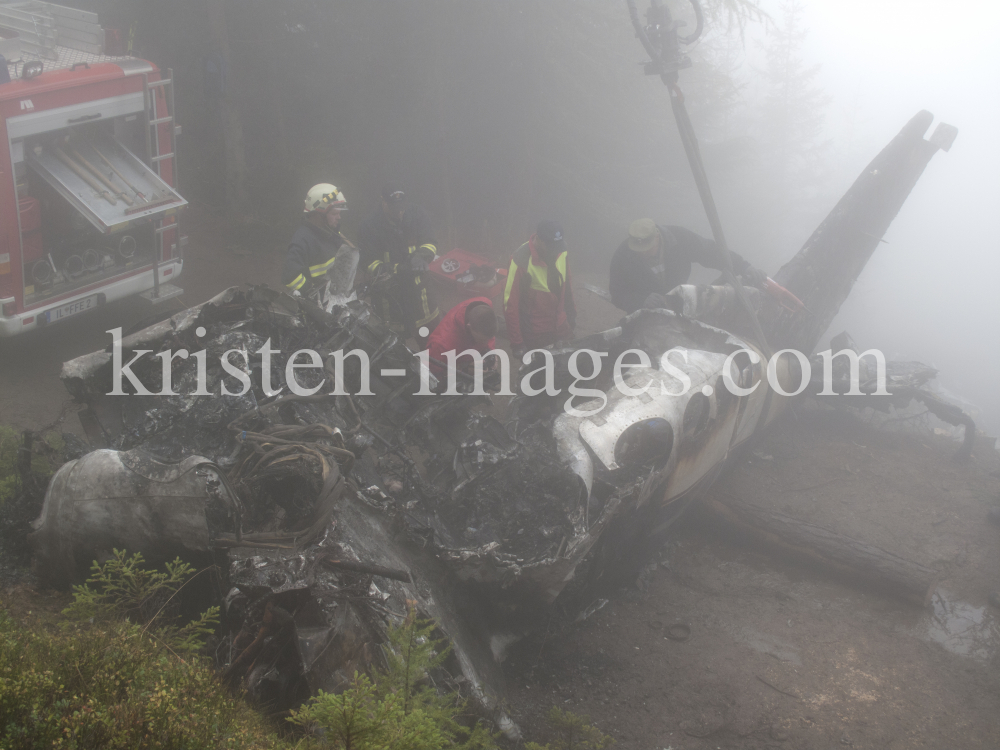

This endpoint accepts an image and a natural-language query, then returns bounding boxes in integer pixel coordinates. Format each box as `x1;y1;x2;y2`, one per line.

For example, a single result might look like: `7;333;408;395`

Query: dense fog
2;5;999;746
106;0;1000;433
798;0;1000;435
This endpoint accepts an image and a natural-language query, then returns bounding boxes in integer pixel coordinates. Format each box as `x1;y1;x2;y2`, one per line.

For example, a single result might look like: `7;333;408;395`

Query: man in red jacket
503;220;576;359
426;297;497;378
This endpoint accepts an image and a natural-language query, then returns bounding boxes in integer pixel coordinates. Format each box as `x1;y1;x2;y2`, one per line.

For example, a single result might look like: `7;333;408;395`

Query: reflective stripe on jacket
282;222;346;291
359;208;440;331
503;236;575;348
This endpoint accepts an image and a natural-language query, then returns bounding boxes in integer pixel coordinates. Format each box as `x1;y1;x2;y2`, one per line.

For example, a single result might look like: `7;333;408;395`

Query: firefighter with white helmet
282;183;352;295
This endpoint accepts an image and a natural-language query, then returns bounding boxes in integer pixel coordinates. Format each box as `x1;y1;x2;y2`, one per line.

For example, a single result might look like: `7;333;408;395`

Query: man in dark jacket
608;218;767;314
359;182;440;343
282;183;352;295
503;220;576;358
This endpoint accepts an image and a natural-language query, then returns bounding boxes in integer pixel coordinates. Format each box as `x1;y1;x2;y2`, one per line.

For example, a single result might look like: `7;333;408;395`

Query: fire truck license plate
46;295;98;322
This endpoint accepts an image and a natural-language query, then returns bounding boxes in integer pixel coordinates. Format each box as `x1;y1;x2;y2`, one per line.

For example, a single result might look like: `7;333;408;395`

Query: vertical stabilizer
766;111;955;353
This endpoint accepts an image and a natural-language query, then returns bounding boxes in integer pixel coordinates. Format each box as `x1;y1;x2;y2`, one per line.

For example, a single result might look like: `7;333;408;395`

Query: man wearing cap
503;220;576;359
608;219;768;314
359;182;440;344
282;183;353;296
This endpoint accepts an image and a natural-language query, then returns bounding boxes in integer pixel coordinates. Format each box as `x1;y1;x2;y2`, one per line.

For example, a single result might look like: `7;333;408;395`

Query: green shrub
0;549;287;748
6;551;600;749
291;611;497;749
526;707;614;750
0;611;290;750
62;549;219;656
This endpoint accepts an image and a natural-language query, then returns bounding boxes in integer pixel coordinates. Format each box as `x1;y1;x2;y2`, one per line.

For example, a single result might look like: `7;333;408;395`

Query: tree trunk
205;0;253;217
700;494;938;606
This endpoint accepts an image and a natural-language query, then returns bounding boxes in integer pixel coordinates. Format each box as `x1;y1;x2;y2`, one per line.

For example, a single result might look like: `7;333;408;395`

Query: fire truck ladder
140;69;184;304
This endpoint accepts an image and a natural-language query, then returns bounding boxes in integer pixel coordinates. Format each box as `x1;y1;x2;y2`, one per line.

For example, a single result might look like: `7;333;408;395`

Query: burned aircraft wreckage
29;111;970;735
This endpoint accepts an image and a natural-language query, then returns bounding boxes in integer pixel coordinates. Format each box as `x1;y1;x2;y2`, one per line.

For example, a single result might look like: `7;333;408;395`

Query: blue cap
536;220;565;246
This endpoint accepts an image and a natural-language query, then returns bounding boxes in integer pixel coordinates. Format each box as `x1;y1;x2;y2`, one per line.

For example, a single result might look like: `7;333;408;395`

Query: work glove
301;277;322;297
409;245;435;272
741;265;768;288
642;292;671;310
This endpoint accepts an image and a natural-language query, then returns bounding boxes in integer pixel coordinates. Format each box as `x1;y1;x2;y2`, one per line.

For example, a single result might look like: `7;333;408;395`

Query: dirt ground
2;213;1000;748
503;407;1000;749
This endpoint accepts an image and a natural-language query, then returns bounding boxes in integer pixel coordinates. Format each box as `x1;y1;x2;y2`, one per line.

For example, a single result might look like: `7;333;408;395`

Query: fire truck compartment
0;259;183;336
26;131;185;233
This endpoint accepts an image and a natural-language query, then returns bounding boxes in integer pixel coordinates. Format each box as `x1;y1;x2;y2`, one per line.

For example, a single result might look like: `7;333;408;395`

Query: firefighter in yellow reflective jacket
503;220;576;359
359;182;440;344
281;183;352;296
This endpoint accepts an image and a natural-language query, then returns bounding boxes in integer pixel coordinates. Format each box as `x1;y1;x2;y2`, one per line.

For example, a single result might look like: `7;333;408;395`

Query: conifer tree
754;1;831;253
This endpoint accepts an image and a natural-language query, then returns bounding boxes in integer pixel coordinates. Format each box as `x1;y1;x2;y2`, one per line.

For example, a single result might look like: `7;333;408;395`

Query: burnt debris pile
55;284;602;577
441;419;582;558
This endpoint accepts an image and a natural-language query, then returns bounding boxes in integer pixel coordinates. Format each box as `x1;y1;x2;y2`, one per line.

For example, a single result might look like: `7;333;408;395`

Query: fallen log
700;495;937;606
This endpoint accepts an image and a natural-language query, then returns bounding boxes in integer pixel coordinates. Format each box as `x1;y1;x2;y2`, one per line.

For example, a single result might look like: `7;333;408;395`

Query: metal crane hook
627;0;704;83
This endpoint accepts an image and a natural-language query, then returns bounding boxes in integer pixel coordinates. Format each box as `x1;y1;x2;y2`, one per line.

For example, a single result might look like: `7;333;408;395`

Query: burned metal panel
29;450;221;587
767;111;957;354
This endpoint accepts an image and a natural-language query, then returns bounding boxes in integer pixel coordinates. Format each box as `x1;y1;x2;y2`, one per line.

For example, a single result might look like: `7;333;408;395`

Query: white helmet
304;183;346;213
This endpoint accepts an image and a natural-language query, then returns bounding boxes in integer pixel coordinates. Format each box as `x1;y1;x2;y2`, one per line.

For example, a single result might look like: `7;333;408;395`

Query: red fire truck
0;9;186;336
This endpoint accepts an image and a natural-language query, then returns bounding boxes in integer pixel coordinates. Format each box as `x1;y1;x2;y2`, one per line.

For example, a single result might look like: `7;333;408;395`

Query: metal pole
625;0;772;358
167;68;182;266
668;85;771;357
142;73;152;167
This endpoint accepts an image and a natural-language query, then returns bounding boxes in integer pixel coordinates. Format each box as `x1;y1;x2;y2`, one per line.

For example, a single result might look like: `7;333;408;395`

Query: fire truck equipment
31;259;51;284
94;143;146;201
64;254;83;279
30;133;185;231
70;144;134;205
0;33;188;336
82;248;100;273
53;145;117;205
117;235;136;262
22;60;42;79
